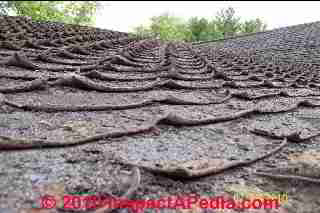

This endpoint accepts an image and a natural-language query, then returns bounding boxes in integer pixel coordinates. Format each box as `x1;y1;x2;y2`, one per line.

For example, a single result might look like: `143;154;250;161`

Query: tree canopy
133;7;267;42
0;3;267;41
0;1;103;26
133;12;192;41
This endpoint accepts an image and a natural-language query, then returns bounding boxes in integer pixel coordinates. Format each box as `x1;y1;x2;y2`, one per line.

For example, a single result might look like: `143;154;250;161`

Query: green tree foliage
132;25;154;39
62;1;101;26
134;12;192;41
187;17;209;41
132;7;267;42
241;18;267;34
0;1;101;26
215;7;241;38
186;18;225;41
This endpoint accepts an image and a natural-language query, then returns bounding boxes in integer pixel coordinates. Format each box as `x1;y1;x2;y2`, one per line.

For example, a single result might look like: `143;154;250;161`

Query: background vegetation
133;7;267;42
0;1;103;26
0;2;267;41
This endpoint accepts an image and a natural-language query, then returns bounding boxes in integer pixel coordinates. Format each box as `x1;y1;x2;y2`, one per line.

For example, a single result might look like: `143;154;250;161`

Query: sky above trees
132;8;267;41
95;1;320;32
1;1;319;42
0;1;268;42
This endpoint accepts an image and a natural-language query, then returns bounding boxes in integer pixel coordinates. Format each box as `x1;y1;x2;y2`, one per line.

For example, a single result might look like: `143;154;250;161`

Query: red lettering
199;199;208;209
132;200;146;213
174;197;187;209
252;199;262;209
242;199;251;209
100;196;114;209
146;199;157;209
264;198;280;209
167;196;174;208
220;196;231;209
63;195;73;209
83;195;98;209
156;198;166;208
186;195;199;209
209;196;223;209
113;198;123;208
72;196;81;209
119;198;130;208
225;199;236;209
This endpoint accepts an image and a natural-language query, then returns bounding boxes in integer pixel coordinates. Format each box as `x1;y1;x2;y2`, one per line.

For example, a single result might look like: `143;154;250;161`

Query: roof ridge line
191;20;320;45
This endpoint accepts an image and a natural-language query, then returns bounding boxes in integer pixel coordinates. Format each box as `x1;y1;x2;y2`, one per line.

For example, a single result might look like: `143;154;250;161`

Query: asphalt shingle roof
0;15;320;213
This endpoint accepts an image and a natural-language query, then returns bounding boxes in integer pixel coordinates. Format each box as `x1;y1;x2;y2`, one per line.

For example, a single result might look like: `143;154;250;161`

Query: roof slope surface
0;16;320;147
0;15;320;212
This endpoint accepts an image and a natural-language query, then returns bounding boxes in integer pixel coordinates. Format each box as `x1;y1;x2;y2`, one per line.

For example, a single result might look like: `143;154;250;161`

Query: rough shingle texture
0;16;320;213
